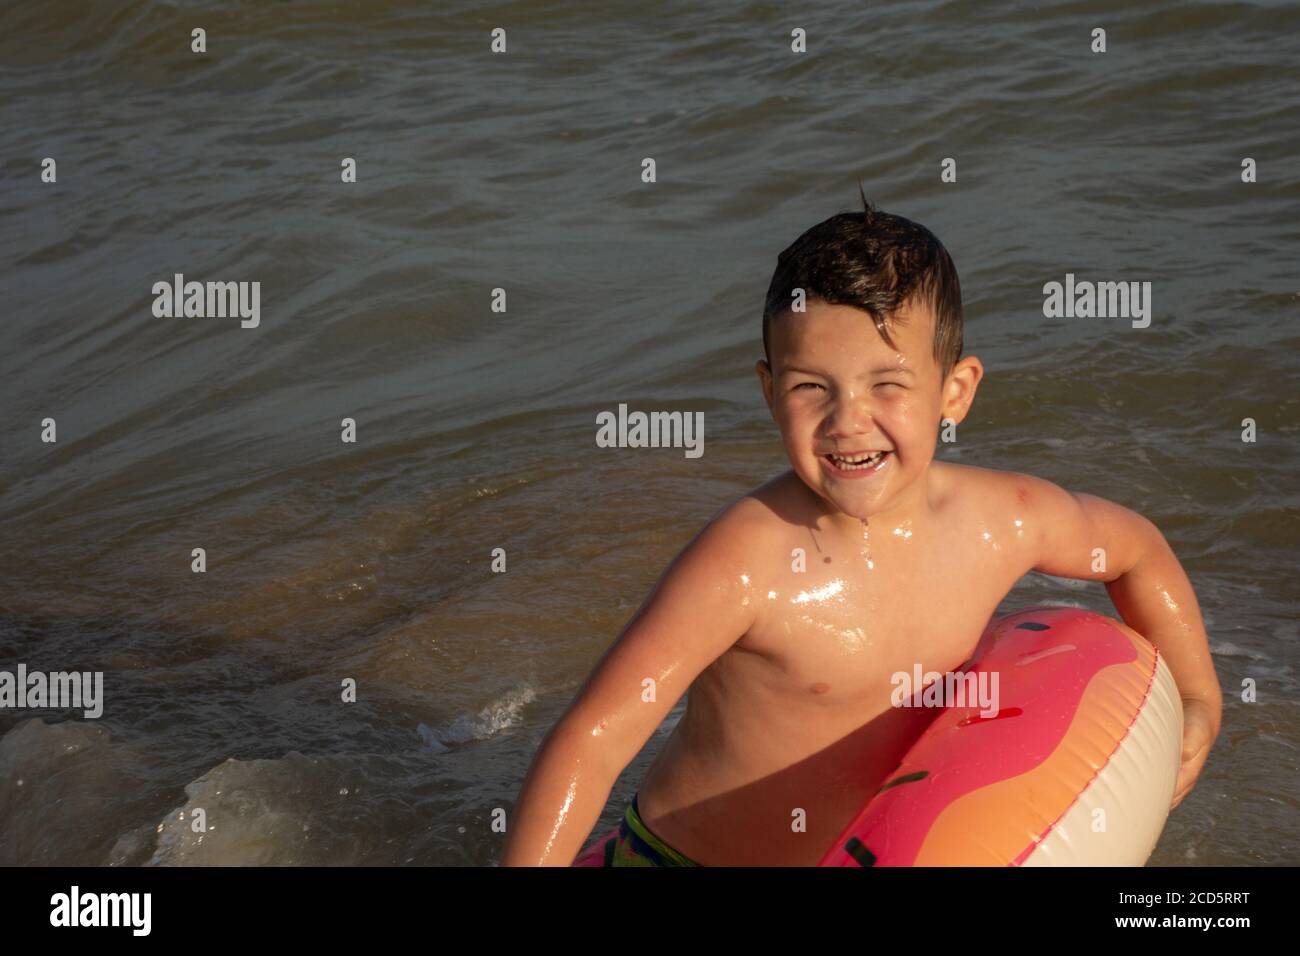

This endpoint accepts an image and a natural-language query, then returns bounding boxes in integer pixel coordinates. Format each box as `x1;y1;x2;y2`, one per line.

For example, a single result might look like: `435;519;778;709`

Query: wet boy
501;197;1222;866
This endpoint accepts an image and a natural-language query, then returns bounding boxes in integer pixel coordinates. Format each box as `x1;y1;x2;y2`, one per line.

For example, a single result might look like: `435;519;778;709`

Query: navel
810;681;831;695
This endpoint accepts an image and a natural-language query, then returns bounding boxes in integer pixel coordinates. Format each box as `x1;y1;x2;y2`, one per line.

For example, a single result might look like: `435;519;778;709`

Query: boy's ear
755;359;775;410
941;355;984;425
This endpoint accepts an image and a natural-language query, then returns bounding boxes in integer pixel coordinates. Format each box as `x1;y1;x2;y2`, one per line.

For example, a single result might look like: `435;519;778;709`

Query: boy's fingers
1170;747;1211;809
1182;736;1208;762
1170;774;1192;809
1169;715;1217;810
1171;762;1196;809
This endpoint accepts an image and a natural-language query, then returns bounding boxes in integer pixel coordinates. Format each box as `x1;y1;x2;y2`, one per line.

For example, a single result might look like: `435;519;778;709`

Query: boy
500;195;1222;867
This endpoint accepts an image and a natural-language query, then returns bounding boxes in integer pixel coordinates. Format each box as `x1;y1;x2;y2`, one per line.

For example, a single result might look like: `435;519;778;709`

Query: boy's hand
1171;698;1220;809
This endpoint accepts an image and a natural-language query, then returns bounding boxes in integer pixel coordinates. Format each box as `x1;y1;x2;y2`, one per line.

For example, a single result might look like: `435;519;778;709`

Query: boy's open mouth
823;450;891;475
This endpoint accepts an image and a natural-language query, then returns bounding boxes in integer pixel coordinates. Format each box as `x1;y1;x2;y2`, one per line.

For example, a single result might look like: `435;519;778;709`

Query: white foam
145;752;366;866
418;685;537;753
0;719;147;866
1209;639;1270;661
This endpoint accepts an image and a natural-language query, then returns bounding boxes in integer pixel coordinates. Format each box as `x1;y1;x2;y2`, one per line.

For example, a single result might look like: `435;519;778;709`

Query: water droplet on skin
860;518;874;569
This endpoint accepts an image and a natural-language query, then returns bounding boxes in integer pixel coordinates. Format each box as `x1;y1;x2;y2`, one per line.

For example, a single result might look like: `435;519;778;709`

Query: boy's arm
499;504;761;866
1013;475;1222;808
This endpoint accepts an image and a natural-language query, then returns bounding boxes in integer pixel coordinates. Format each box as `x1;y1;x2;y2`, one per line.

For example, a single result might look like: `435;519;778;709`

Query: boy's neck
808;465;936;539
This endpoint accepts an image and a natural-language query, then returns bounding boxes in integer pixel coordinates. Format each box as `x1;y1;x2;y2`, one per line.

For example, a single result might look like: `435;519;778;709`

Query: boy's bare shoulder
699;471;807;552
930;458;1055;506
929;459;1070;563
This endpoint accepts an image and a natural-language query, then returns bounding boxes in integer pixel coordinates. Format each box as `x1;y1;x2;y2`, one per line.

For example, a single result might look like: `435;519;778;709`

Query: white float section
1022;652;1184;866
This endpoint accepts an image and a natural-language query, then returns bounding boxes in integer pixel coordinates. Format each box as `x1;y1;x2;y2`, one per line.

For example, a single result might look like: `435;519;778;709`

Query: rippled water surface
1;0;1297;865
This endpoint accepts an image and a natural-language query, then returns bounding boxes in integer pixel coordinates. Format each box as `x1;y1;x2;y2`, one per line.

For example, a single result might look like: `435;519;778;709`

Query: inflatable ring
819;606;1184;866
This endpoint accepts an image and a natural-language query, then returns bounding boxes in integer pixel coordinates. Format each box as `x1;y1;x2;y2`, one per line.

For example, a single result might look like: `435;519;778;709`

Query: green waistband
626;795;701;867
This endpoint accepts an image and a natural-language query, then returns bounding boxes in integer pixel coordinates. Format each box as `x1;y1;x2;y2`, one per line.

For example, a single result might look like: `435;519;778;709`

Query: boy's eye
793;382;825;391
876;382;905;390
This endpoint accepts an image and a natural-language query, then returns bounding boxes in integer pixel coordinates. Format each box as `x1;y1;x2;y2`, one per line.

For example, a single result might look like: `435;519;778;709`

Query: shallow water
1;0;1297;866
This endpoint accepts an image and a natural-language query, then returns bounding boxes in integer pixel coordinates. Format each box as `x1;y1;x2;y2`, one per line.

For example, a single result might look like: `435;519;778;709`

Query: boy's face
756;297;980;525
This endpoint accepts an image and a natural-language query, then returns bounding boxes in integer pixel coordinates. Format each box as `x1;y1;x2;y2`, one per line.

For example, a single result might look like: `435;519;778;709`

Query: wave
417;684;537;753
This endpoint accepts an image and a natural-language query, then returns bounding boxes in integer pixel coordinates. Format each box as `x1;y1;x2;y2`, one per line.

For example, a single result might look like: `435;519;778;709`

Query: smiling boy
501;196;1222;867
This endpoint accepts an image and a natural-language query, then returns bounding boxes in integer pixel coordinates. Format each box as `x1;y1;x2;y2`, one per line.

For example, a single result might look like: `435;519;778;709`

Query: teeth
830;451;886;470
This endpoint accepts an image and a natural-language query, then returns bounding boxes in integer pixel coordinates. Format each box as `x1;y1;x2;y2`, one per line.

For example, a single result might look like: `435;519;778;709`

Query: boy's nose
825;393;875;437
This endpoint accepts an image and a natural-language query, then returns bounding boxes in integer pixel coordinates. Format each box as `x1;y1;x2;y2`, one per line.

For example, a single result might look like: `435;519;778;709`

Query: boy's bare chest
735;526;1016;700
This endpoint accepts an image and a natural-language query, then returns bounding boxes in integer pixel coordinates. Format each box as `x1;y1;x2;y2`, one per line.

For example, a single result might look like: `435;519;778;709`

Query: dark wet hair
762;184;964;380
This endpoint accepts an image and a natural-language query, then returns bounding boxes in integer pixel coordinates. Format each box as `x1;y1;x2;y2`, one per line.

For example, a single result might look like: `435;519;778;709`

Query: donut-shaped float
819;606;1184;866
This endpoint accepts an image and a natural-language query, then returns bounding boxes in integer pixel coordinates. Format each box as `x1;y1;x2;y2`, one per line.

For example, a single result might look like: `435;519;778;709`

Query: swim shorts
603;793;700;867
